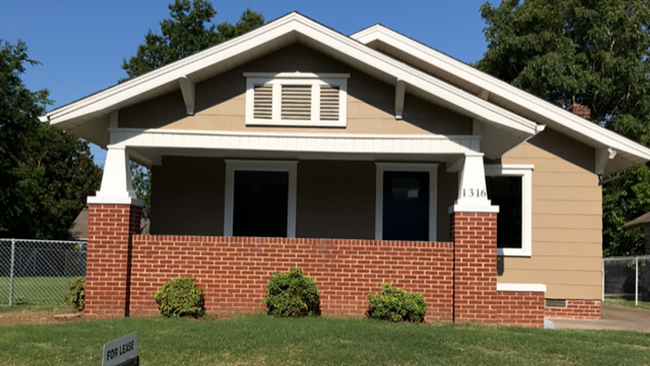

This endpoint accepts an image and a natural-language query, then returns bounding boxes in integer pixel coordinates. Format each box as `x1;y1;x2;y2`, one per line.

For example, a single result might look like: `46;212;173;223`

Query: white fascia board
496;283;547;293
43;13;538;140
351;25;650;165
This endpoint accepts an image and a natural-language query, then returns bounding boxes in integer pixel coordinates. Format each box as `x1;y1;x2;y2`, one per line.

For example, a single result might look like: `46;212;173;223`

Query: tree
475;0;650;256
0;40;102;239
122;1;264;213
131;161;151;208
122;0;264;79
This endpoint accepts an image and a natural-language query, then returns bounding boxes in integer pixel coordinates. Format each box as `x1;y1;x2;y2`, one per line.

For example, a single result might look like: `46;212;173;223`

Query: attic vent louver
245;72;348;127
320;85;340;121
281;85;312;120
253;84;273;120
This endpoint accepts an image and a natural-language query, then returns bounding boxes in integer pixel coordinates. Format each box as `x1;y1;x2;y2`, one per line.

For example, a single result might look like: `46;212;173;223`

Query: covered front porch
93;127;498;241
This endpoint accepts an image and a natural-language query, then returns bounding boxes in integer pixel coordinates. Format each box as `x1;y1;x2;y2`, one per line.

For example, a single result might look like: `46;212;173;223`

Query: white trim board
109;128;482;155
496;283;546;293
350;24;650;174
485;164;533;257
224;160;297;238
375;163;438;241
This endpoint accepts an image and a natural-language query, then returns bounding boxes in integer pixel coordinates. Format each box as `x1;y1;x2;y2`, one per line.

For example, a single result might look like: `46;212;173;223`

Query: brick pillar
85;204;142;318
450;211;498;324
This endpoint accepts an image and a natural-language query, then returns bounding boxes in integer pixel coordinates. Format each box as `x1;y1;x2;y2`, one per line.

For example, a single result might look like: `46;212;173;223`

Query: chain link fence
603;255;650;305
0;239;86;307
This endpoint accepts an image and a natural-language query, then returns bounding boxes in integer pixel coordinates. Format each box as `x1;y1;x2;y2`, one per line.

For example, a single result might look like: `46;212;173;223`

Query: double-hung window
485;165;533;257
244;73;348;127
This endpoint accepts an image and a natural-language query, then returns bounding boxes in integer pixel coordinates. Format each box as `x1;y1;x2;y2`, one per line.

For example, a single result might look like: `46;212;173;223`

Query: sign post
102;332;138;366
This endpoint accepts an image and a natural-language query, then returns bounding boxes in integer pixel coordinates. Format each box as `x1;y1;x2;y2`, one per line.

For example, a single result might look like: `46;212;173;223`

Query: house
623;213;650;254
39;13;650;326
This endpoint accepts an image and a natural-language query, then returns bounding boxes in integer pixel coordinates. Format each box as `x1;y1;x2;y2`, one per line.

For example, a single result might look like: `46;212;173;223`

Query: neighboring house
40;13;650;326
68;206;149;240
623;213;650;254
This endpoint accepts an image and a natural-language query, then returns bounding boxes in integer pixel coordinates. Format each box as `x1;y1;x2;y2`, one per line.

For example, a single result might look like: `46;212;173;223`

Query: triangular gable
40;12;540;160
351;24;650;175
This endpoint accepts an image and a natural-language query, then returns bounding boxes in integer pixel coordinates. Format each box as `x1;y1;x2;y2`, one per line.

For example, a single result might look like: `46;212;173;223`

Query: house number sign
462;188;487;198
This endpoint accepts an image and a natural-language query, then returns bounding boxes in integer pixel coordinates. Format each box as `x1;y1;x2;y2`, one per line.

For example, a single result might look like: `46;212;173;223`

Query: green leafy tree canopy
476;0;650;256
122;0;264;79
0;40;102;239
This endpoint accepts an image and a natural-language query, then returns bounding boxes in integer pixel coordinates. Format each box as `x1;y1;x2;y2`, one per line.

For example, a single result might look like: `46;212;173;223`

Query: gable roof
350;24;650;175
39;12;540;160
39;13;650;174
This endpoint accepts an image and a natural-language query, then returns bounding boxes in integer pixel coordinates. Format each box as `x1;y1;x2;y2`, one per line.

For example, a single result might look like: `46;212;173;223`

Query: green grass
604;298;650;311
1;315;649;366
0;276;76;310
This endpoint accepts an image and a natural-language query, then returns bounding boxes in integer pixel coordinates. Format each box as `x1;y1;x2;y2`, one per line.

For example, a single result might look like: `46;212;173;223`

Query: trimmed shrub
367;282;426;323
154;277;205;318
263;267;320;317
67;277;85;311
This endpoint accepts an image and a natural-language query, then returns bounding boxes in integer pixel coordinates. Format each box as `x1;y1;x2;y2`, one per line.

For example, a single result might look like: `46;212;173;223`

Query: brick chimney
569;103;591;119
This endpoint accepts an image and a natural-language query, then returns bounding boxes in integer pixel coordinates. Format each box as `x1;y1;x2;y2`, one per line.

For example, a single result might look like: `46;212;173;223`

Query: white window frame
244;72;349;127
224;160;298;238
485;164;533;257
375;163;438;241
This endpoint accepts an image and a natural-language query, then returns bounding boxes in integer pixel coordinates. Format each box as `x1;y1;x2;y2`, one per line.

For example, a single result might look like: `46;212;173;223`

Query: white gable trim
40;13;538;143
351;25;650;173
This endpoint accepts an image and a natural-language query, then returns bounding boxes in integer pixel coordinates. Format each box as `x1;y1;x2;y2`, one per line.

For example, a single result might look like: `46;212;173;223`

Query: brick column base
85;203;142;318
451;211;498;324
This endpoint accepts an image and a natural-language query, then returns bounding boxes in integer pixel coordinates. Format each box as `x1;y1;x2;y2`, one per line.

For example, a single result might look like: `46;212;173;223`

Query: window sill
246;120;346;128
497;248;531;257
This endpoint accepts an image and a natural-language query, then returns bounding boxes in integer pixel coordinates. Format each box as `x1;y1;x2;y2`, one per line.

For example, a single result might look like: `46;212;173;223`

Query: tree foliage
130;161;151;208
0;40;102;239
476;0;650;255
122;0;264;79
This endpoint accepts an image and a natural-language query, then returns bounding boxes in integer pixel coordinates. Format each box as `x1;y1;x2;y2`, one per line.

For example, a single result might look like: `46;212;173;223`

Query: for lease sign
102;332;137;366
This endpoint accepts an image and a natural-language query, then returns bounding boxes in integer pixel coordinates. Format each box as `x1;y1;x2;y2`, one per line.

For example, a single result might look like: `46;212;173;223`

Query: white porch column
87;145;143;206
449;153;498;213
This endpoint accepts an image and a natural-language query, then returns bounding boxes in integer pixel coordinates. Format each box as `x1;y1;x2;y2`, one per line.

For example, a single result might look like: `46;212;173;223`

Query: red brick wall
85;204;142;318
451;212;498;323
545;300;601;319
494;291;545;327
128;236;454;319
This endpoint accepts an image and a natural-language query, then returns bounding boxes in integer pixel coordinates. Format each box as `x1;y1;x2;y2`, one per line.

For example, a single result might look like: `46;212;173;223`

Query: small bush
367;282;426;323
154;277;205;318
67;277;85;311
263;267;320;317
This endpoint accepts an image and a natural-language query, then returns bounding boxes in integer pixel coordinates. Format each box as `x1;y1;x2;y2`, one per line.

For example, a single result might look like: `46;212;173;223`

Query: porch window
244;72;348;127
224;160;297;238
375;163;438;242
485;165;533;257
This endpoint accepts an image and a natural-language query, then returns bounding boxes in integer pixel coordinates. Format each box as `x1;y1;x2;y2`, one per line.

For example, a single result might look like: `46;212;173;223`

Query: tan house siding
149;157;455;241
296;160;375;239
118;43;472;135
150;156;225;236
499;128;602;300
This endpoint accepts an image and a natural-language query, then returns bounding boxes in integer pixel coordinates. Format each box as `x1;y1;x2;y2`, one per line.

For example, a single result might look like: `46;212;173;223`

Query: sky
1;0;493;167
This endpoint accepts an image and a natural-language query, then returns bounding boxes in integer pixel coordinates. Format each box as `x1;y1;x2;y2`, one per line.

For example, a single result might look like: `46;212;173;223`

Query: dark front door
382;171;429;241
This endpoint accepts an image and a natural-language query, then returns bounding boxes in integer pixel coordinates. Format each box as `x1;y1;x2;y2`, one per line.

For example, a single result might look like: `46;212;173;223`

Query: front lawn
1;315;649;365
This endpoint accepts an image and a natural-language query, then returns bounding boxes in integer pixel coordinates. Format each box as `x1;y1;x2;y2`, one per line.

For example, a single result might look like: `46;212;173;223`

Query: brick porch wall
129;236;454;319
544;300;601;320
85;204;142;318
83;209;547;327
